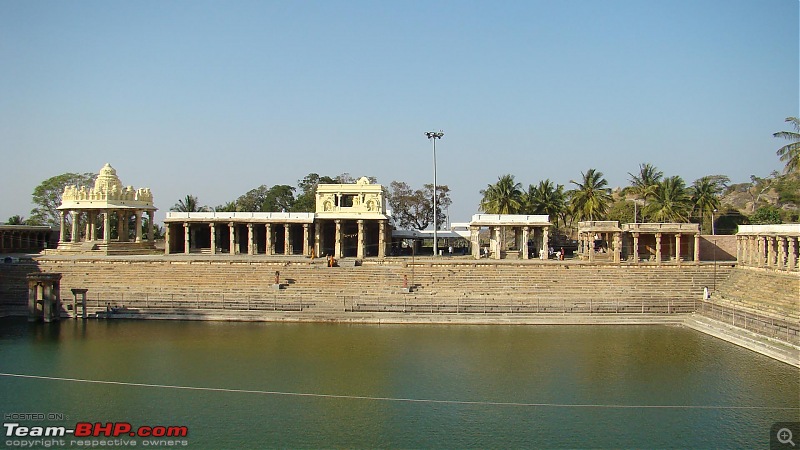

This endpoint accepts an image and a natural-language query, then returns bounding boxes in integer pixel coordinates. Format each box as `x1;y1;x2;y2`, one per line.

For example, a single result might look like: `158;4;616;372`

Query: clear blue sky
1;0;798;225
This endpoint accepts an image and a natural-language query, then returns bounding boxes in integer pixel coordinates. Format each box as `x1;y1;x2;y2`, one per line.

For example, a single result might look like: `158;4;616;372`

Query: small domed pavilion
56;163;157;254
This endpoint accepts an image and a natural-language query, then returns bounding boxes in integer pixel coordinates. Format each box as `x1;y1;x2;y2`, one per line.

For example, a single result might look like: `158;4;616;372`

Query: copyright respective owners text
4;412;189;448
772;422;800;450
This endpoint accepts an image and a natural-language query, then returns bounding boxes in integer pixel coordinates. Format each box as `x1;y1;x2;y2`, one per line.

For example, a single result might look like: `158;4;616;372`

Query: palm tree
170;195;208;212
774;117;800;174
627;163;663;220
522;180;566;227
479;175;523;214
569;169;612;221
691;177;722;233
645;176;692;222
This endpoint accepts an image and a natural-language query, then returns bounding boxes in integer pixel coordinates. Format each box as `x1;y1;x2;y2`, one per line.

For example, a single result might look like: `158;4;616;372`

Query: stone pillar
788;237;797;272
766;236;775;267
378;221;386;258
470;226;480;259
210;223;216;255
588;232;595;262
756;236;764;267
541;227;549;261
655;233;662;263
632;233;640;263
164;222;171;254
492;227;501;259
184;222;190;254
303;224;310;257
735;235;743;263
117;211;126;241
284;224;291;255
147;211;155;242
266;224;273;255
334;220;342;258
71;211;80;243
521;226;530;260
27;281;37;322
675;234;682;263
135;210;143;243
693;233;700;262
229;222;236;255
777;236;787;270
59;211;67;243
613;232;621;263
357;219;365;259
89;212;96;241
313;222;321;258
247;223;254;255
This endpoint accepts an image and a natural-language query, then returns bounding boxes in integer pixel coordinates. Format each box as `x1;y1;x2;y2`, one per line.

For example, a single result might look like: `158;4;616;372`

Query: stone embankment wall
712;267;799;320
1;258;731;317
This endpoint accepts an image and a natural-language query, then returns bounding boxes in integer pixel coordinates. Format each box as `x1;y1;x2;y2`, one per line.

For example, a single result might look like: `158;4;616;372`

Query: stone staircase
713;267;800;320
0;257;733;319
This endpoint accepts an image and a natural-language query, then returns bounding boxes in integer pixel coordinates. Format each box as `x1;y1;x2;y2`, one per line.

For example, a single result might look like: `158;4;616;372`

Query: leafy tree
263;185;296;212
749;205;783;224
6;215;26;225
521;180;566;227
774;117;800;174
745;173;778;212
568;169;612;221
644;176;691;222
606;200;636;224
690;176;724;233
171;195;209;212
293;173;337;212
29;172;97;226
479;174;523;214
214;202;238;212
388;181;452;230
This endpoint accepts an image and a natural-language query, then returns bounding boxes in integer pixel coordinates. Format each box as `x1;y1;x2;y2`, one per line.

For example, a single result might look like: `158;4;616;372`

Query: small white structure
57;164;157;254
736;224;800;272
468;214;551;260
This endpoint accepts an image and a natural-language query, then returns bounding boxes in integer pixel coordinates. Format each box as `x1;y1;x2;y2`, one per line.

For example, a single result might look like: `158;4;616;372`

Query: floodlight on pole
425;131;444;256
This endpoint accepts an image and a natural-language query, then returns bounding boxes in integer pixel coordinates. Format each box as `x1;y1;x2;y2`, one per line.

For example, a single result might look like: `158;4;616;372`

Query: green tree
214;201;238;212
29;172;97;226
522;180;566;227
479;174;523;214
750;205;783;224
626;163;663;215
644;176;691;222
262;185;296;211
293;173;337;212
171;195;208;212
774;117;800;174
6;215;26;225
690;176;724;233
568;169;612;221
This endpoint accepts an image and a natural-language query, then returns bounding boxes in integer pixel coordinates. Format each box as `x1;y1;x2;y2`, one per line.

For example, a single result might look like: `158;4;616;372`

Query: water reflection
0;318;797;448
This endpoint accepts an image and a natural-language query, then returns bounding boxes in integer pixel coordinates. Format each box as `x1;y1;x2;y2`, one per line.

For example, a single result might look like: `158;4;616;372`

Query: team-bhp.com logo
5;421;188;437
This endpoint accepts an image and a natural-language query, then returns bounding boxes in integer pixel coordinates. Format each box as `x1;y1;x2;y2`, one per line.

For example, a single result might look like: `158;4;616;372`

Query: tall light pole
712;208;718;235
425;130;444;256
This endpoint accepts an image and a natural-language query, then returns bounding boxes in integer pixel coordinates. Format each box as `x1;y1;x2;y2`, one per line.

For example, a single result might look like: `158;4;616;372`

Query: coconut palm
627;163;662;220
479;174;523;214
522;180;566;227
569;169;612;221
774;117;800;174
645;176;692;222
170;195;208;212
691;176;722;233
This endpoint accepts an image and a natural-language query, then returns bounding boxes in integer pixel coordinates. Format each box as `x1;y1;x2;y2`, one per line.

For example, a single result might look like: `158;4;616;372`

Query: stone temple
56;163;158;254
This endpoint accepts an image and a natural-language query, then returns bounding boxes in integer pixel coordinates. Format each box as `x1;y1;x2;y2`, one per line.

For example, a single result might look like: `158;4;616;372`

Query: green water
0;319;797;449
